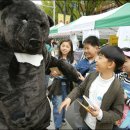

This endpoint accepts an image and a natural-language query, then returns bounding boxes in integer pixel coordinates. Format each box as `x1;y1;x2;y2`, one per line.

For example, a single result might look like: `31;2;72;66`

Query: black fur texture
0;0;53;54
0;0;79;130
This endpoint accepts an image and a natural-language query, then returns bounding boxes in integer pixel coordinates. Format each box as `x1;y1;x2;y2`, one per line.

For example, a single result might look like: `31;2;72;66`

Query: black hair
122;47;130;58
58;39;74;64
45;38;53;45
83;36;100;47
99;45;125;72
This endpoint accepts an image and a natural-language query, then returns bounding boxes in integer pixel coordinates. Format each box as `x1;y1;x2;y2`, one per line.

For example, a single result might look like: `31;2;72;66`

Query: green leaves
40;0;129;24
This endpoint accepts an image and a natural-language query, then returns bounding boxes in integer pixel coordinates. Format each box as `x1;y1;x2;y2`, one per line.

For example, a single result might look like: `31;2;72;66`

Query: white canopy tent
59;7;120;33
51;3;130;39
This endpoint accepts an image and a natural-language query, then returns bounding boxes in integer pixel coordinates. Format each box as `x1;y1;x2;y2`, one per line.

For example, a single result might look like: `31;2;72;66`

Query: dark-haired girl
50;39;76;130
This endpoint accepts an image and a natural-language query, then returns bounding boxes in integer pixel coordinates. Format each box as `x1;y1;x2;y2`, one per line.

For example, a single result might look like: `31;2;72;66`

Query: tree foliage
114;0;130;6
41;0;130;24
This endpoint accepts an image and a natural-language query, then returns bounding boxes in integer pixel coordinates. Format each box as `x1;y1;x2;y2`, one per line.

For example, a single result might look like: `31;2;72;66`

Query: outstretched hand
59;98;71;113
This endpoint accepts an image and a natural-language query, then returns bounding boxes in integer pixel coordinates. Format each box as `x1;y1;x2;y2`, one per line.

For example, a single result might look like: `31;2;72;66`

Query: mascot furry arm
0;0;79;130
43;47;79;82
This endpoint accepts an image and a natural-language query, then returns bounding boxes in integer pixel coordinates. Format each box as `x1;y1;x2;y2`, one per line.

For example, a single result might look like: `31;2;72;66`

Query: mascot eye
22;19;28;24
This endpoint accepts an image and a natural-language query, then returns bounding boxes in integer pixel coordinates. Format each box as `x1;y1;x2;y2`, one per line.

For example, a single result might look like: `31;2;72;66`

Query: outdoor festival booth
49;3;130;41
49;23;64;38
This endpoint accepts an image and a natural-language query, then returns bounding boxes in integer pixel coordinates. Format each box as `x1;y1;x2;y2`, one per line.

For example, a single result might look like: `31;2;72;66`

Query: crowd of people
46;36;130;130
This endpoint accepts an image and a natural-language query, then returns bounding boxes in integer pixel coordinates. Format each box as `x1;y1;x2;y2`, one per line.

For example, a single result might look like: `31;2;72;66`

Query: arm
43;46;79;82
67;76;90;102
59;73;93;112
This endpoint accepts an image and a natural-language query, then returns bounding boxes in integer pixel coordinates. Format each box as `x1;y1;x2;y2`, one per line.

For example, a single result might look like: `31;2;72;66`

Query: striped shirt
116;72;130;98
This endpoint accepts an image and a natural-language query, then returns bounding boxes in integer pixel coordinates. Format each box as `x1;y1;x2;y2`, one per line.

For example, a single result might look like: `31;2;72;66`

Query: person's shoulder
111;76;124;94
87;71;99;79
78;58;89;64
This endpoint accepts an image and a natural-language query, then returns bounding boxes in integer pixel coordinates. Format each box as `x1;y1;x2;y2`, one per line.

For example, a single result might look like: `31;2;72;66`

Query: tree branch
56;1;64;14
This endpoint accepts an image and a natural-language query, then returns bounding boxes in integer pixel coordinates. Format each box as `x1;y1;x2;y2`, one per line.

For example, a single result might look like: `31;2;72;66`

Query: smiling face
83;44;99;60
0;0;52;54
60;41;71;57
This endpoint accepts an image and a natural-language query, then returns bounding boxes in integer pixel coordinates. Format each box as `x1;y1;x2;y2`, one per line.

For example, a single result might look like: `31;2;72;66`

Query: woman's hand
59;98;71;113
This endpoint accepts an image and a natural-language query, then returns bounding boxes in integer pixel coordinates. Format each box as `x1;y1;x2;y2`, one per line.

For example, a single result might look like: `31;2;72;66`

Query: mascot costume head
0;0;79;129
0;0;54;54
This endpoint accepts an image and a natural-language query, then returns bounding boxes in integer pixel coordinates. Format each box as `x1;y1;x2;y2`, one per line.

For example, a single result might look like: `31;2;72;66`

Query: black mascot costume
0;0;79;130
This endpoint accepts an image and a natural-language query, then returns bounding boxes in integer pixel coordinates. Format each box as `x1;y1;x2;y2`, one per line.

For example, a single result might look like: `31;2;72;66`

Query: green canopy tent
50;3;130;39
50;25;58;34
49;23;64;37
58;3;130;38
95;3;130;29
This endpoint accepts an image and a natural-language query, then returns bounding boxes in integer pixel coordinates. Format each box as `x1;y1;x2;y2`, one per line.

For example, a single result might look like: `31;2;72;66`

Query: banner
58;13;64;24
58;13;71;24
117;26;130;48
65;15;71;24
109;35;118;45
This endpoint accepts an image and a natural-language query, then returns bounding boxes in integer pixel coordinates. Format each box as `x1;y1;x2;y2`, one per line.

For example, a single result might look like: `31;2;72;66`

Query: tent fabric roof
49;23;64;35
58;5;121;34
95;3;130;28
49;3;130;38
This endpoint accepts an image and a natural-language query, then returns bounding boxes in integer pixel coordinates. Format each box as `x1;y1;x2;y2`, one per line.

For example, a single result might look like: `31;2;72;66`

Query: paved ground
47;101;72;130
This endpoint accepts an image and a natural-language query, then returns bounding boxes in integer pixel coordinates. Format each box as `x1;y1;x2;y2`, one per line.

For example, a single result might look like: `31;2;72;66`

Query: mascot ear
47;15;54;27
0;0;13;10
